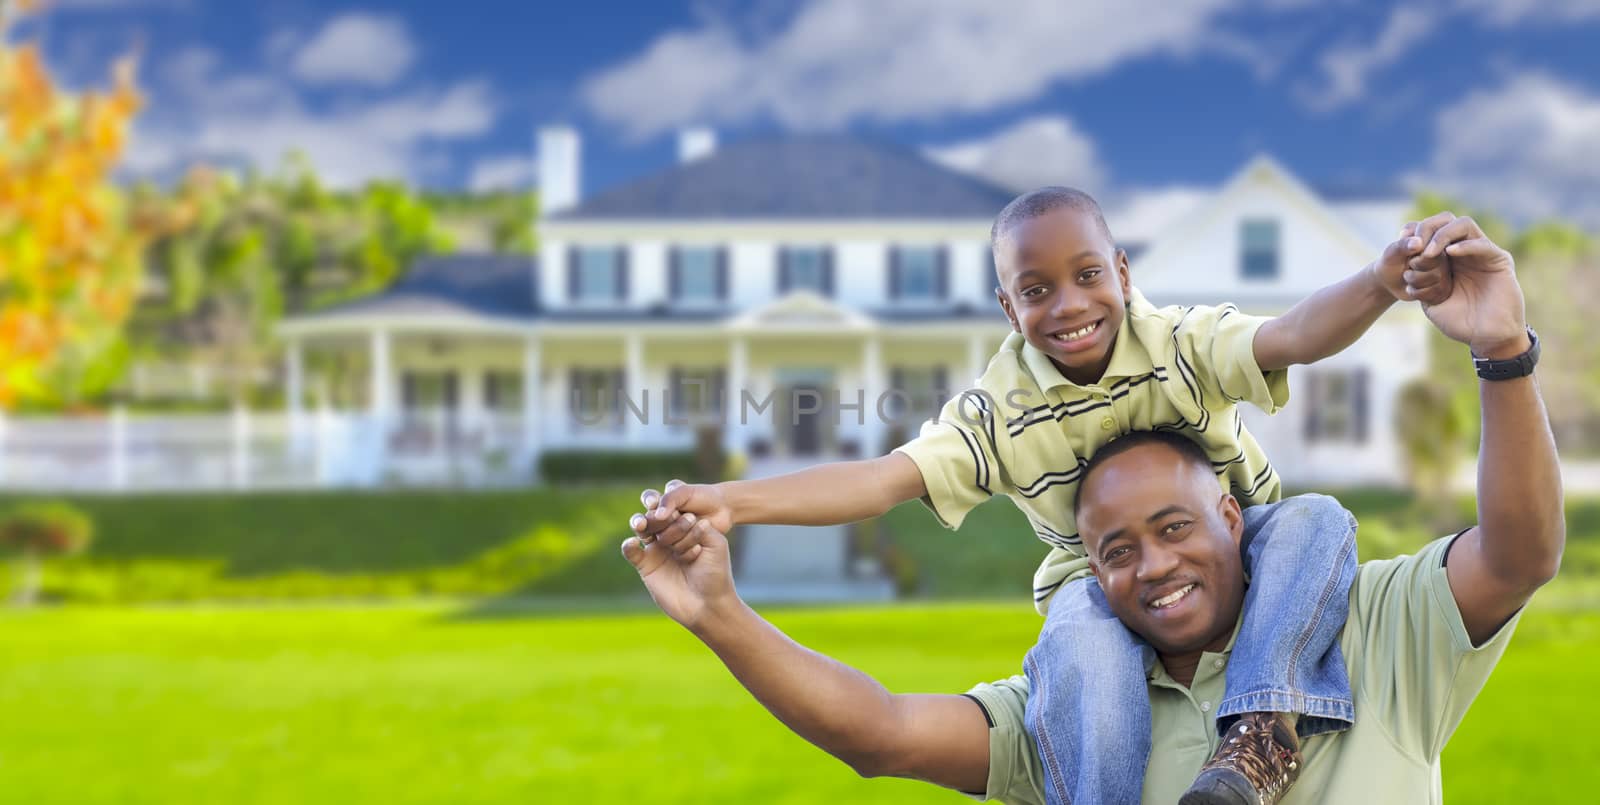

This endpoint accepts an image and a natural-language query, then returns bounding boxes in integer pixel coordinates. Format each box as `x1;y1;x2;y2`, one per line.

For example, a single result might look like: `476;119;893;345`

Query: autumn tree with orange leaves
0;0;152;408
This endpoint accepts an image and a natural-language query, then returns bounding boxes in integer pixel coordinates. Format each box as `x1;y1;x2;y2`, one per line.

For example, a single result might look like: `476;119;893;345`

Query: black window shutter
1353;369;1369;443
615;246;630;300
935;245;949;299
715;247;729;300
888;246;901;300
668;247;681;299
933;366;948;397
669;367;682;415
778;247;790;292
568;368;581;416
712;368;726;414
444;372;459;409
1302;373;1321;441
401;372;415;409
821;247;834;296
566;245;580;300
612;369;626;418
484;373;498;409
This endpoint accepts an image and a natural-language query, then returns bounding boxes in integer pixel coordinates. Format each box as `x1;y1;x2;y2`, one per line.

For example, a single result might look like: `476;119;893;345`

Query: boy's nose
1052;287;1090;318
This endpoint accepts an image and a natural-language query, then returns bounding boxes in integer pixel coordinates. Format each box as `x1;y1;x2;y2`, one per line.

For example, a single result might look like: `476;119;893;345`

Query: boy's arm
1253;213;1458;371
634;452;927;548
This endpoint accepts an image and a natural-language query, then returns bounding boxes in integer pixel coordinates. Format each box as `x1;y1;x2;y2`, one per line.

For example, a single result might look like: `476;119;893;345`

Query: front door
789;383;823;455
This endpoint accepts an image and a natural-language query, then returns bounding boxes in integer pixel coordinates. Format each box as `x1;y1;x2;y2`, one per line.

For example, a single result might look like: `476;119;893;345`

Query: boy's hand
630;480;734;553
1373;214;1453;305
622;515;738;634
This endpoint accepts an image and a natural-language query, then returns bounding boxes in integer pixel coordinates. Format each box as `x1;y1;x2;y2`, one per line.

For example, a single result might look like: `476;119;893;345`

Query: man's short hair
989;186;1116;256
1073;430;1215;515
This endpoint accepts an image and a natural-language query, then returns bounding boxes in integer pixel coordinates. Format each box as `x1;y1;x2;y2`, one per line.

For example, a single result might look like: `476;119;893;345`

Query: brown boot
1178;712;1303;805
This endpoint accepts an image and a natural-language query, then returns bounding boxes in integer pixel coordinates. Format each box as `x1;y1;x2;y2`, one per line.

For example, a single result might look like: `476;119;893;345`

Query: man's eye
1106;546;1132;562
1163;521;1191;536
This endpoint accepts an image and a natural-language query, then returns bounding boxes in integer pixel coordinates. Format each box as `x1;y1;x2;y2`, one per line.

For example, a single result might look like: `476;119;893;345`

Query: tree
0;0;148;408
0;500;92;606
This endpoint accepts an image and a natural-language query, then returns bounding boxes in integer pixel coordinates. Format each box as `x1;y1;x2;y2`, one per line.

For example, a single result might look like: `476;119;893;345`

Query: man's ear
1219;493;1244;547
1115;248;1133;299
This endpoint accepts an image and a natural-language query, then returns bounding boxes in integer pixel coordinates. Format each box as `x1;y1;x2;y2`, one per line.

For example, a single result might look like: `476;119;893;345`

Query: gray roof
305;254;536;320
552;136;1018;221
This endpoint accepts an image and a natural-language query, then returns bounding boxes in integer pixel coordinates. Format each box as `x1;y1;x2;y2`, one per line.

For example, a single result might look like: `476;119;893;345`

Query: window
1240;219;1280;280
886;366;949;424
569;246;627;302
483;371;523;412
671;247;725;302
569;368;623;425
668;367;727;423
401;371;458;411
779;246;832;295
1303;369;1368;443
890;246;946;301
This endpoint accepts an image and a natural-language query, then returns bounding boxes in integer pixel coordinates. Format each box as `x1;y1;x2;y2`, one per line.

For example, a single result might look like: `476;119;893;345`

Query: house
272;127;1424;489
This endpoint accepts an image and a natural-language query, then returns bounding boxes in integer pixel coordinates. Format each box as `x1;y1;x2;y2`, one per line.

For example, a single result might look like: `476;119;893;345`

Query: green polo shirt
964;536;1522;805
894;287;1289;613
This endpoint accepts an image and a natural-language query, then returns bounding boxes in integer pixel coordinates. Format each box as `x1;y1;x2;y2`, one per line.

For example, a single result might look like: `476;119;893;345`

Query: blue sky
17;0;1600;226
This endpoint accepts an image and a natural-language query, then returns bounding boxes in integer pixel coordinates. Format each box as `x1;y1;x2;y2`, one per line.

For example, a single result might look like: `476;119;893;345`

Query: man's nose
1136;541;1180;582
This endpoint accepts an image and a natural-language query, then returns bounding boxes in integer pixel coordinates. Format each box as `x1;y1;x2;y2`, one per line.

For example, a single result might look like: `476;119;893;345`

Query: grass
0;597;1594;804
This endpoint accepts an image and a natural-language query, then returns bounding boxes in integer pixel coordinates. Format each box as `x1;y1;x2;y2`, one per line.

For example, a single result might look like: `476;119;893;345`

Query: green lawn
1;598;1594;804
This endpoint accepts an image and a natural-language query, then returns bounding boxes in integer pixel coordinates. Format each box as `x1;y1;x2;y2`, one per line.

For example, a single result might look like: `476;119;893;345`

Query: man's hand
631;479;735;550
622;515;738;633
1411;216;1527;357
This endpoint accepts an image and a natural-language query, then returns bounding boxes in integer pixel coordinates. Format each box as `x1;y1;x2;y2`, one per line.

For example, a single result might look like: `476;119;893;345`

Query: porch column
285;337;305;451
967;332;987;387
624;333;644;446
861;334;882;456
370;329;392;418
726;336;748;455
522;336;542;471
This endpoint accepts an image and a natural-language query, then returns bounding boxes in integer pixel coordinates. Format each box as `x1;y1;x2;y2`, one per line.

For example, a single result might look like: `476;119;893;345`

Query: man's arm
1411;218;1564;644
1253;213;1459;371
621;519;991;792
635;451;928;549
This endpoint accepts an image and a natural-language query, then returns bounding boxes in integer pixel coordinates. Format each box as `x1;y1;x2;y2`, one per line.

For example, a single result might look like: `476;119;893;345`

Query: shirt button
1214;659;1224;669
1100;417;1114;431
1201;701;1212;712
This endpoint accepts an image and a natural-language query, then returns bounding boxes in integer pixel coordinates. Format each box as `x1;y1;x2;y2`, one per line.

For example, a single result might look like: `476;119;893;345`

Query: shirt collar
1146;615;1244;685
1018;287;1156;392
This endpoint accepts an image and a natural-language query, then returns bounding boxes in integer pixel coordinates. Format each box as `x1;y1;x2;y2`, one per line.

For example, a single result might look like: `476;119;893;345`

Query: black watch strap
1473;327;1539;381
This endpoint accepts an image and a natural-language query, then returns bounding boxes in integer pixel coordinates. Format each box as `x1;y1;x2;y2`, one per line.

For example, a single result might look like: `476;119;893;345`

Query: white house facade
257;128;1423;489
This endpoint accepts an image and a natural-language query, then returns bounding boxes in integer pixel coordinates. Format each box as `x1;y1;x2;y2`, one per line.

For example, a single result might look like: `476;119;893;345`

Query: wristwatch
1472;327;1539;381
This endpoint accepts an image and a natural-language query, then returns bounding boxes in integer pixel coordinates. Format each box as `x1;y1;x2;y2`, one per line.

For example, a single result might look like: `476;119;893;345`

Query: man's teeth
1054;322;1099;341
1150;584;1196;609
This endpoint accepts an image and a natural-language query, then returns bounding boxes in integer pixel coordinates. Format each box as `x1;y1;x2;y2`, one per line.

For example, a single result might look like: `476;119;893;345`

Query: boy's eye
1021;286;1047;299
1079;268;1101;282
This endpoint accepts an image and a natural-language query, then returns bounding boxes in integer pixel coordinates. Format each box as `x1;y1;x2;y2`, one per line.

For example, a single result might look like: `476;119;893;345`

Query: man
622;215;1563;804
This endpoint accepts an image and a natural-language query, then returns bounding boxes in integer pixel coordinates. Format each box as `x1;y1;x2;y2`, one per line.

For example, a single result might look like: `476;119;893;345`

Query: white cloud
1450;0;1600;26
924;116;1106;193
1103;186;1212;245
127;45;496;188
1298;7;1432;112
468;155;537;192
582;0;1242;140
1417;71;1600;228
291;13;416;87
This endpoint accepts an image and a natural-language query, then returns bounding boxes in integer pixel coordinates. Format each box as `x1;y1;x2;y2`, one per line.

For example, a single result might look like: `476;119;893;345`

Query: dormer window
1240;219;1280;280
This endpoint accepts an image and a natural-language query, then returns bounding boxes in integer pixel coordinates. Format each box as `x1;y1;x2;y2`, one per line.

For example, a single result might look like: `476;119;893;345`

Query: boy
634;188;1454;805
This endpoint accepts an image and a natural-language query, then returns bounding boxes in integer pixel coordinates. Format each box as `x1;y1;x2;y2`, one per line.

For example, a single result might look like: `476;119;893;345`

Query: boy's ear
995;287;1022;333
1115;248;1133;299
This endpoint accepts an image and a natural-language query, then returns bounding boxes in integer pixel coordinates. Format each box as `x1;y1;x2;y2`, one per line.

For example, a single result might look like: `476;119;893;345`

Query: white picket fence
0;408;534;492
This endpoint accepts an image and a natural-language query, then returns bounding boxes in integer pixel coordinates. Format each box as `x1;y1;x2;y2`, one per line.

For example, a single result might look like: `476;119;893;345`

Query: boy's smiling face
993;206;1132;385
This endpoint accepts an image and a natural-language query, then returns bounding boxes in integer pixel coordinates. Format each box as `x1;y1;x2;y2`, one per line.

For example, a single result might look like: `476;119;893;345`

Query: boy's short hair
1073;430;1215;515
989;186;1116;256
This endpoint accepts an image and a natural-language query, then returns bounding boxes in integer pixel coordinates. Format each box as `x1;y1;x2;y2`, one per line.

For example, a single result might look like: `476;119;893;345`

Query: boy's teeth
1056;322;1098;341
1151;584;1195;609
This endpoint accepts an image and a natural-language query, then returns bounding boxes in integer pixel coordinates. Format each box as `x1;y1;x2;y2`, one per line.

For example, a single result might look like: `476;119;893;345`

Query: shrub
538;450;700;484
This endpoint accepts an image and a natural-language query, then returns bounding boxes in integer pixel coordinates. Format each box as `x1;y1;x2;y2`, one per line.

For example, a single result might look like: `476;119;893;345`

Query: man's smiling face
1076;440;1247;658
993;205;1132;386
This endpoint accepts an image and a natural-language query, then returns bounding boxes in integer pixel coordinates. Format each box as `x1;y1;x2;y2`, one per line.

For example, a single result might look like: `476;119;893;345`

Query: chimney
678;127;717;164
538;126;581;215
